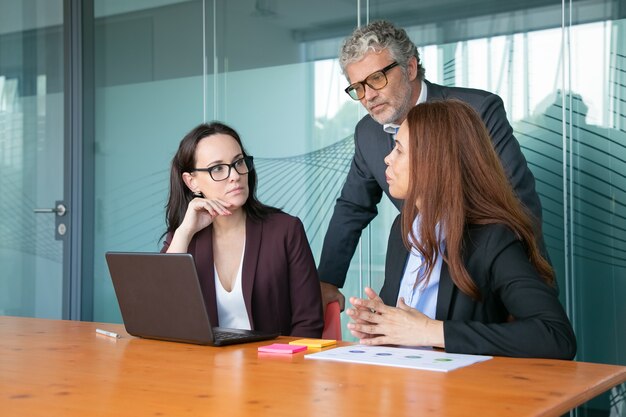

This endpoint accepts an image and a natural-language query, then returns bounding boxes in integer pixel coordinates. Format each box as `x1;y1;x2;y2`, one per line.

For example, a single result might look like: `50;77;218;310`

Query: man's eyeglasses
344;61;399;101
191;156;254;181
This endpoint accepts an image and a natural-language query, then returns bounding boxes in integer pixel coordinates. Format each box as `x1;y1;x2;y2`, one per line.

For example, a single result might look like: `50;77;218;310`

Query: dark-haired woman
346;100;576;359
162;122;323;337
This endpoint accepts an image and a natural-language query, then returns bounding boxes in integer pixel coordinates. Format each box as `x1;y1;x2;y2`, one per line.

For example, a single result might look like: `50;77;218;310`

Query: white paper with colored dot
305;345;492;372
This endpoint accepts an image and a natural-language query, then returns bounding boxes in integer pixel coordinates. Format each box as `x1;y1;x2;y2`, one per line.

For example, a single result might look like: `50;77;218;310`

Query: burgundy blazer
162;212;324;338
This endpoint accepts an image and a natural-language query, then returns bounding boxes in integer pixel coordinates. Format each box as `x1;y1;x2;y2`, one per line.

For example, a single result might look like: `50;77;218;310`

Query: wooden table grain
1;316;625;417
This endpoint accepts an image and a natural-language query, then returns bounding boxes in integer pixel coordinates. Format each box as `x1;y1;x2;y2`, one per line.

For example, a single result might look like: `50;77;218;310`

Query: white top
396;216;444;320
214;244;251;330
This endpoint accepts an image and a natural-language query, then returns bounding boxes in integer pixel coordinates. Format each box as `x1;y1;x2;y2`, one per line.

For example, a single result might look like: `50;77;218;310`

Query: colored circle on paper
349;350;365;353
435;358;453;362
405;355;422;359
376;353;392;356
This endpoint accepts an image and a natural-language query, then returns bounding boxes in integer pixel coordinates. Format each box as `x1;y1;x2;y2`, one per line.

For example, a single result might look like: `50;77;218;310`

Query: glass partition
0;0;65;318
568;13;626;414
92;0;204;322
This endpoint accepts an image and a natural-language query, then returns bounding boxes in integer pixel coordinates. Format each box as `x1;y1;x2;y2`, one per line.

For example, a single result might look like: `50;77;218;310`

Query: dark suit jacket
380;215;576;359
162;212;324;338
319;80;544;287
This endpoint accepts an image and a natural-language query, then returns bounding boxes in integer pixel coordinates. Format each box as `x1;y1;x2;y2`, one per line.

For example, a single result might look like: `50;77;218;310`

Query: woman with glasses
345;100;576;359
162;122;323;337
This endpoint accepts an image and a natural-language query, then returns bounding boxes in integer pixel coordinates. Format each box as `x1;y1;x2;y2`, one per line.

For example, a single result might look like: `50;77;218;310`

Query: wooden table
1;316;625;417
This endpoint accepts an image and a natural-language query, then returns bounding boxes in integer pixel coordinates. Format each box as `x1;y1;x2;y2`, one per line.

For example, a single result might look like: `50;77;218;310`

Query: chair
322;301;342;341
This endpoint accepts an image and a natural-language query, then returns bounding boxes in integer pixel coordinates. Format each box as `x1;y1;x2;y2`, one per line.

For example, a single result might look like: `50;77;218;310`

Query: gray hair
339;20;425;80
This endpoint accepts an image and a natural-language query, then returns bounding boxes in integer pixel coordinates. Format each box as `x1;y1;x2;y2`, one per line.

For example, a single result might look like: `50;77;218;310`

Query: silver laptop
105;252;279;346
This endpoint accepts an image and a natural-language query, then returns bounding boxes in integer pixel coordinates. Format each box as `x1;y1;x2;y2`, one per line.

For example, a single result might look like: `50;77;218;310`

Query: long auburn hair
401;100;553;300
164;122;280;237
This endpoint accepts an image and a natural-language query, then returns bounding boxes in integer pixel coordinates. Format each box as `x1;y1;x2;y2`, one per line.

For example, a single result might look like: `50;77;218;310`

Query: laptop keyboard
213;330;252;342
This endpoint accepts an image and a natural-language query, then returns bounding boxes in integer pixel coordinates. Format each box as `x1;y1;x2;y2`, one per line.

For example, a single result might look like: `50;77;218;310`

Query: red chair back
322;301;342;341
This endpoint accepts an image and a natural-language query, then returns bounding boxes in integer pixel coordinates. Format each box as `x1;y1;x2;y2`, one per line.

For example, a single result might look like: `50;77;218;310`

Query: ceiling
0;0;618;39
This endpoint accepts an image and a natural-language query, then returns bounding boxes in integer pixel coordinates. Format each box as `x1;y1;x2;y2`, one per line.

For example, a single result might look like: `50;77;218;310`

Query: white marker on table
96;328;121;339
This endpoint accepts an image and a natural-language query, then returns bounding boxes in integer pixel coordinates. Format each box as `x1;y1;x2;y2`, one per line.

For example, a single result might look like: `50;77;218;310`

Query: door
0;0;66;318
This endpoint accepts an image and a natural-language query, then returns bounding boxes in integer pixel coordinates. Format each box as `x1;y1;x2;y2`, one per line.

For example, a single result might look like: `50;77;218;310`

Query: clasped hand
346;287;445;348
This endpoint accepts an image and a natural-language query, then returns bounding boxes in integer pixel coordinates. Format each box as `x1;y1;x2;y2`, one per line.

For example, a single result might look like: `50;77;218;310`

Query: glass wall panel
569;5;626;413
570;17;625;365
0;0;65;318
92;0;204;322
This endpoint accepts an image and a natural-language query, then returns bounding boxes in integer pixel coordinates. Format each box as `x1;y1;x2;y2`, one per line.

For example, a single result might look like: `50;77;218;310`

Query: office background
0;0;624;414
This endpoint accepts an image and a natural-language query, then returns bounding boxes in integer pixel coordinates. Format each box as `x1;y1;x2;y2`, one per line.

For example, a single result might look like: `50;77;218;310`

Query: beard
367;74;415;125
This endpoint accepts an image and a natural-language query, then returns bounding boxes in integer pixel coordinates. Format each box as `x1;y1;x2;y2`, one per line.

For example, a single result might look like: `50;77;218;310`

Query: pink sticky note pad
258;343;307;354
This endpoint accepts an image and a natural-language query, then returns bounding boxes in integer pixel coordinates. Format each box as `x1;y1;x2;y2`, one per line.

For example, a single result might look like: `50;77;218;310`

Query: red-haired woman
346;100;576;359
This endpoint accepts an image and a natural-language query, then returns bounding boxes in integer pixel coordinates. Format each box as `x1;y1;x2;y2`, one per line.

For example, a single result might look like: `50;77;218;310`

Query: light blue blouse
396;217;445;320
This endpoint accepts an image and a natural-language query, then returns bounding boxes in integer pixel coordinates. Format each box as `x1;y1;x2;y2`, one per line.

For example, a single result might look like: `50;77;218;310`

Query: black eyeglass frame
191;156;254;181
344;61;400;100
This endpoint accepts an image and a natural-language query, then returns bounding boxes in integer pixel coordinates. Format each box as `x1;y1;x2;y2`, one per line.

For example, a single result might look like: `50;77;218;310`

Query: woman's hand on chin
179;197;232;235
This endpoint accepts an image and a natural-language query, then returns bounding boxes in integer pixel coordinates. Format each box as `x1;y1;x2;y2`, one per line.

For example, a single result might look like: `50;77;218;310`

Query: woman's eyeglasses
191;156;254;181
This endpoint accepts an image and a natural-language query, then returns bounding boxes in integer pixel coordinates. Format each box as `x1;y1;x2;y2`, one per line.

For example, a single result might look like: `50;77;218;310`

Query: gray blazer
319;80;544;287
379;215;575;359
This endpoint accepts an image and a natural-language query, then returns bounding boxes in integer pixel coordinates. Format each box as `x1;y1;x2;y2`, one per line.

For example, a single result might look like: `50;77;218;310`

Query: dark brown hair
401;100;553;299
164;122;280;236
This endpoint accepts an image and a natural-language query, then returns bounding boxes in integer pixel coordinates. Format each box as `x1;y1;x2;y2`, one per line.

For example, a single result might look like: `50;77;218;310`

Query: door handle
34;203;67;216
33;201;67;240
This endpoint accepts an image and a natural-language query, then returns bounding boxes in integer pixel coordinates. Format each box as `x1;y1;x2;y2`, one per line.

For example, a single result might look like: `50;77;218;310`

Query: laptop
105;252;279;346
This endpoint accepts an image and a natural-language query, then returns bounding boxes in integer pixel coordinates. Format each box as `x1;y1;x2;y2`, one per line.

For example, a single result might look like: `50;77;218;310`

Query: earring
193;191;203;198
